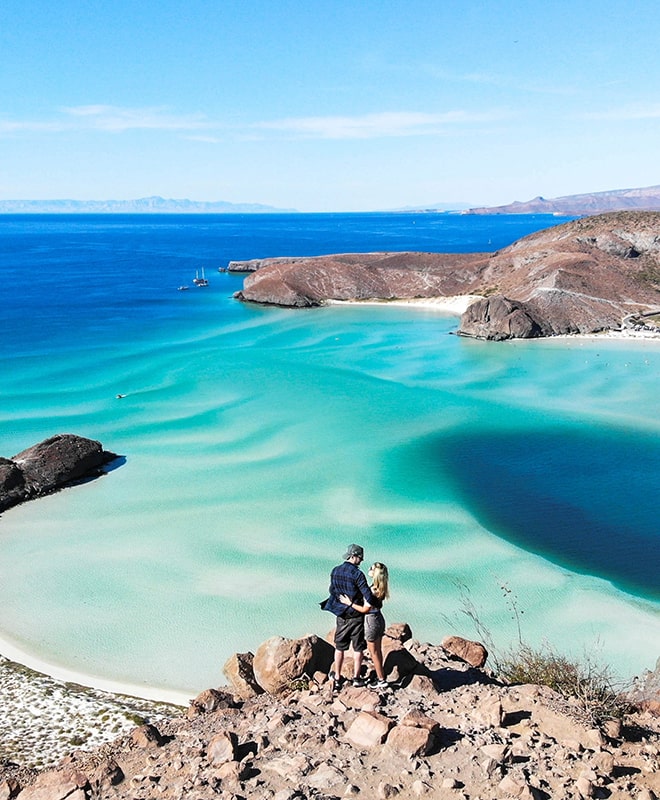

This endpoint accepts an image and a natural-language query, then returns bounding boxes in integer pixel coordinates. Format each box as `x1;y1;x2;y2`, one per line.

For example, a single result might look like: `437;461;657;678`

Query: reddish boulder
253;635;333;695
16;769;88;800
345;711;394;749
385;724;434;758
441;635;488;668
382;638;420;680
129;724;163;748
207;731;237;766
187;688;239;718
385;622;413;642
223;651;264;698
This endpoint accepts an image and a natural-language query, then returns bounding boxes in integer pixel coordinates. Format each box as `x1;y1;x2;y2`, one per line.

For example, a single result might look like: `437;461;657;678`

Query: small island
232;211;660;341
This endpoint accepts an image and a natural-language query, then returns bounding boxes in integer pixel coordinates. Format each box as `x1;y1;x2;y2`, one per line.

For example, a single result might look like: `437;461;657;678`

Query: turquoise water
1;214;659;695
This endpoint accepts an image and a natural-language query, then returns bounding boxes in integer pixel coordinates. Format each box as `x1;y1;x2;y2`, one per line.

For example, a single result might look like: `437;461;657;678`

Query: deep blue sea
1;212;659;698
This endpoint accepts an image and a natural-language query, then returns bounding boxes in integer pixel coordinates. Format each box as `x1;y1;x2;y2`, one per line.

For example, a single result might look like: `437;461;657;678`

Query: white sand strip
327;295;483;314
0;634;192;706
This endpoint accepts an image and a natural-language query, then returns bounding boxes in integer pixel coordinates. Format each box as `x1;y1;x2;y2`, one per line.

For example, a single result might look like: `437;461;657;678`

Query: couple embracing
324;543;390;692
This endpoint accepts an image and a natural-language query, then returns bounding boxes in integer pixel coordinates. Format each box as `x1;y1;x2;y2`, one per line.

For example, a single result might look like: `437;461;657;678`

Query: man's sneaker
351;677;367;688
369;678;389;690
329;671;342;692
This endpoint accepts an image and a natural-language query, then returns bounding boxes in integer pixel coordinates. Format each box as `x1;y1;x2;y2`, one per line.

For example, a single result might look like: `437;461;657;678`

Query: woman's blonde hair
370;562;390;600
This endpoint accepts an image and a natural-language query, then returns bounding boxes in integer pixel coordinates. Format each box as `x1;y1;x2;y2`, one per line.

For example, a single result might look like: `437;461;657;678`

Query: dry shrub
497;642;631;727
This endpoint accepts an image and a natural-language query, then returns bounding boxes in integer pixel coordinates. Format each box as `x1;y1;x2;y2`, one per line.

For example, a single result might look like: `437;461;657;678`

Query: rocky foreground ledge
232;211;660;341
0;434;118;514
2;625;659;800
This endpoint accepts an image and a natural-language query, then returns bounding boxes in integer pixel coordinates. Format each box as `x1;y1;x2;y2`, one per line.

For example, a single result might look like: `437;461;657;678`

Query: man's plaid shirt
324;561;377;617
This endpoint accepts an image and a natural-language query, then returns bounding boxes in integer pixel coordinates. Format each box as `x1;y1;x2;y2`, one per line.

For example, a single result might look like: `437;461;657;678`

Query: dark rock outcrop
233;211;660;340
0;458;27;510
0;434;118;513
458;295;546;341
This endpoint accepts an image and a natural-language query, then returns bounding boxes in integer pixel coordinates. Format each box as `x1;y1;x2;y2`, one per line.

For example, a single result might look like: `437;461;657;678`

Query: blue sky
1;0;659;211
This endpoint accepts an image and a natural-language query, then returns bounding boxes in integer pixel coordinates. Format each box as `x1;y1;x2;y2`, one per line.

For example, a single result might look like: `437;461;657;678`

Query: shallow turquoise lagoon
1;214;658;696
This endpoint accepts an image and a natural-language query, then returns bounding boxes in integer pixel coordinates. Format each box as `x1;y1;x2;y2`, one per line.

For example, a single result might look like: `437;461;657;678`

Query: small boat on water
178;285;189;291
193;267;209;287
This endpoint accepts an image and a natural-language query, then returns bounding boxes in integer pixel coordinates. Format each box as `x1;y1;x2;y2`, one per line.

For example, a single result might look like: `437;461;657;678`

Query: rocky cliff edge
233;211;660;340
2;625;658;800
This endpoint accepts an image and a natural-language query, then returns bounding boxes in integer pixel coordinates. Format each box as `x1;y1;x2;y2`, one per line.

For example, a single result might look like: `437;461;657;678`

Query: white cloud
1;105;507;143
183;134;222;144
60;104;211;132
252;110;506;140
581;104;660;121
0;105;213;137
0;119;67;134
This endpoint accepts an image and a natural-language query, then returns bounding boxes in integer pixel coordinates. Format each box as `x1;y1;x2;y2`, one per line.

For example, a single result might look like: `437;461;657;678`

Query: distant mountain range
3;186;660;216
465;185;660;215
0;196;297;214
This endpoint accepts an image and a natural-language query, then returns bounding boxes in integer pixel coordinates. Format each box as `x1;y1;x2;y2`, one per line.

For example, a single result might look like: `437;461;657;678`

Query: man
325;543;377;690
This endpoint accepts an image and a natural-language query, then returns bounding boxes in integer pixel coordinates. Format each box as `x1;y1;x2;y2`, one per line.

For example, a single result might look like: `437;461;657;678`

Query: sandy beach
0;653;186;771
331;295;660;341
328;294;483;314
0;634;192;769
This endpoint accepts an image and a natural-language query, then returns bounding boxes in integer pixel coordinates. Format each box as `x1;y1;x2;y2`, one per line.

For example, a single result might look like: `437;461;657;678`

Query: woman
340;561;390;689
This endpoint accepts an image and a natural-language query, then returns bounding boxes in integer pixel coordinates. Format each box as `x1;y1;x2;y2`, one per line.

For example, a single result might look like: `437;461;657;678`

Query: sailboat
193;267;209;287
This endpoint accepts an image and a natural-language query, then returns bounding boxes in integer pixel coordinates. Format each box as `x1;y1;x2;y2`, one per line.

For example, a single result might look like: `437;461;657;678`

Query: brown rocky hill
465;185;660;216
2;626;659;800
233;211;660;340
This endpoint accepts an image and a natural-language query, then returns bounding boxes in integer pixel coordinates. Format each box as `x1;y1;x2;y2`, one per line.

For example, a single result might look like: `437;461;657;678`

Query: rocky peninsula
232;211;660;341
1;625;659;800
0;434;118;514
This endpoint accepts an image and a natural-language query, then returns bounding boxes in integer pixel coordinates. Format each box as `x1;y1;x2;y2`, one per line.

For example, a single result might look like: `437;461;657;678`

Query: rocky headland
232;211;660;341
1;625;659;800
0;434;118;514
464;186;660;216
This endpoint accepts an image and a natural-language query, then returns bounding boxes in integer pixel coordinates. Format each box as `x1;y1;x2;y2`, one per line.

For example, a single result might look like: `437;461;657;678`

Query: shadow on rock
427;665;497;691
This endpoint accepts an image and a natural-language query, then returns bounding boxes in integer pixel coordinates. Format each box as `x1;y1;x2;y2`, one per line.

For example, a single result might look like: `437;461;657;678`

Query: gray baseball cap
343;544;364;560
